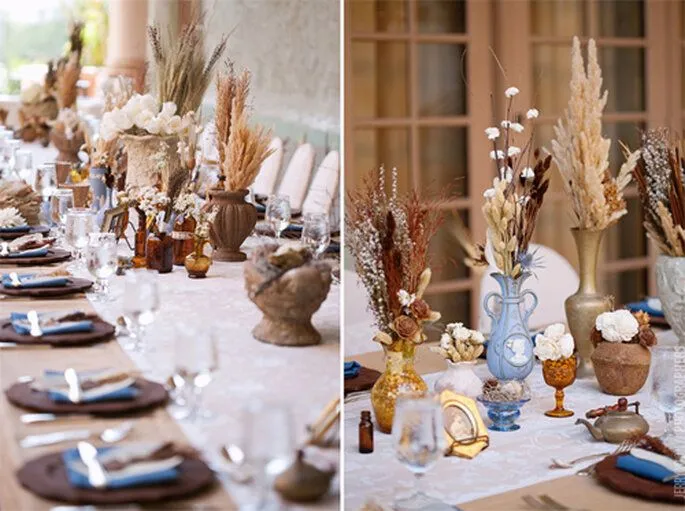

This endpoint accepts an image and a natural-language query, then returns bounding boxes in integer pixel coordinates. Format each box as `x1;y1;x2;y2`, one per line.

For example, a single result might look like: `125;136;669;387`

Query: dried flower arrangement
549;37;640;230
469;86;553;278
481;378;530;402
591;310;656;348
533;323;574;361
632;128;685;256
147;18;227;117
346;166;443;351
0;182;41;225
122;185;170;233
214;63;273;192
51;22;85;133
431;323;485;363
172;189;217;239
0;207;27;228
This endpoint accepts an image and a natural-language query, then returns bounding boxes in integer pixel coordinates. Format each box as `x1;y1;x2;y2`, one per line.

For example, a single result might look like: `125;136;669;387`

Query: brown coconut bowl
244;261;332;347
591;342;651;396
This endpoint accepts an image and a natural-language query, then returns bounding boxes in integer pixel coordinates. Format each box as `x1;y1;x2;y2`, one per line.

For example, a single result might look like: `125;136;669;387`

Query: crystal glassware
302;212;331;258
86;232;118;302
265;194;291;239
50;188;75;241
392;395;453;511
242;401;294;510
121;269;160;352
477;395;530;432
64;208;96;267
2;139;21;180
651;346;685;442
541;356;577;418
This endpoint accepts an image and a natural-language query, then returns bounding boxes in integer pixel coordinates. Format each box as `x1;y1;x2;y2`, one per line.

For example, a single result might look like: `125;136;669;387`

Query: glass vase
146;231;173;273
370;341;427;434
484;272;537;381
542;357;577;417
184;237;212;278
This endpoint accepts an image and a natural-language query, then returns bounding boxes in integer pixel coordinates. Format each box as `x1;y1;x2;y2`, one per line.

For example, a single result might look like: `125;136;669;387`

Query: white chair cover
302;150;340;217
477;243;579;334
252;137;284;197
277;143;316;210
344;269;379;356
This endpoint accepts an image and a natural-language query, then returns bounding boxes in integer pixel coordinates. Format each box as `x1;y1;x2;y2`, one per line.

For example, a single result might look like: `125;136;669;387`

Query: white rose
558;333;575;359
160;102;177;118
543;323;566;342
144;116;162;135
471;330;485;345
596;310;638;342
122;94;142;118
132;109;154;129
109;108;133;131
534;335;560;361
139;94;159;115
165;115;183;135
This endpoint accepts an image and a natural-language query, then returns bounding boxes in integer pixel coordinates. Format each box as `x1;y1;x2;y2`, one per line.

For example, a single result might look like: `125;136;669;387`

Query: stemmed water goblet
35;164;57;224
122;269;160;353
265;194;291;240
64;208;96;270
302;212;331;258
50;188;74;243
86;233;118;302
15;150;33;184
651;346;685;444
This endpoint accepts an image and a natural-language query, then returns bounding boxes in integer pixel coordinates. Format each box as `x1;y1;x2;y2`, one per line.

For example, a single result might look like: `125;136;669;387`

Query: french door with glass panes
345;0;684;334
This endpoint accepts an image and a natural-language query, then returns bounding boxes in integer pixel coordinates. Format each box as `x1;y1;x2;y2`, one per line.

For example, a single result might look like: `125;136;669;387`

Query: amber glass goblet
542;356;577;418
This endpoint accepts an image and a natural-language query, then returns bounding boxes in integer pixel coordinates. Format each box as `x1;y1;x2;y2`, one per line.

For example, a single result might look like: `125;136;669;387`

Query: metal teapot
575;398;649;444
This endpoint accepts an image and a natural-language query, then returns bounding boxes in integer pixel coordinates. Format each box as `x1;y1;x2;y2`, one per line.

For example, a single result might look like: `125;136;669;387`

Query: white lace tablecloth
344;331;679;510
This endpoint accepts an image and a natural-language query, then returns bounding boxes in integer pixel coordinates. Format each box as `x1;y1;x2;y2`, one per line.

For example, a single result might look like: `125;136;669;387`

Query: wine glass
122;269;160;352
302;212;331;258
171;324;219;422
392;395;452;511
65;208;96;268
242;401;294;510
15;150;33;184
265;194;291;240
2;139;20;180
86;233;118;302
651;346;685;443
35;164;57;223
50;188;74;241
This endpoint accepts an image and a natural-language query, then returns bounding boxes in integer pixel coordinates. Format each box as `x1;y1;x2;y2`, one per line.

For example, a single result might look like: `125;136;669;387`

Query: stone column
105;0;149;92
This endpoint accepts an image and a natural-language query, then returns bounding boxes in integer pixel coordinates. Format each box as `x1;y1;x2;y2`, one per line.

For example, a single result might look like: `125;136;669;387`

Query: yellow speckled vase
370;341;428;434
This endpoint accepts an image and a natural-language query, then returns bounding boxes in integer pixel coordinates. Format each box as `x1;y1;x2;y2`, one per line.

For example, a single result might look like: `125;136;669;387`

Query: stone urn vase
591;342;651;396
209;189;257;262
244;260;332;346
121;134;182;190
50;129;84;165
655;255;685;345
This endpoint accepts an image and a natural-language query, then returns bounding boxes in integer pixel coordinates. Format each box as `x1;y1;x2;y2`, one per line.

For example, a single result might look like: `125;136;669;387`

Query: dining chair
277;142;316;211
477;243;579;334
252;137;284;197
344;268;378;356
302;150;340;217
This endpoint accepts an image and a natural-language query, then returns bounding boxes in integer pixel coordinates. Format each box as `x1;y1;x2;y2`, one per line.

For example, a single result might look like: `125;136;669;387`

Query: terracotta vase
244;260;332;346
591;342;651;396
121;134;182;190
542;357;577;418
132;211;148;268
185;238;212;278
172;216;196;266
50;129;84;166
208;189;257;262
565;228;613;379
371;342;428;434
146;231;174;274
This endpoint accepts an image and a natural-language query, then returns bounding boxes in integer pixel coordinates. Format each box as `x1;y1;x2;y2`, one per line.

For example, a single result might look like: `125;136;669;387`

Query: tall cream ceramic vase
208;189;257;262
121;134;182;190
564;228;613;379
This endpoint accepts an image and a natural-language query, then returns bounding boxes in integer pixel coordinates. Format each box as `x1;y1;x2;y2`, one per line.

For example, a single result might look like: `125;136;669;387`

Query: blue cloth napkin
43;369;138;403
11;318;93;336
0;225;30;233
345;361;361;379
1;274;68;288
3;247;49;259
625;300;664;318
616;454;677;483
62;446;179;489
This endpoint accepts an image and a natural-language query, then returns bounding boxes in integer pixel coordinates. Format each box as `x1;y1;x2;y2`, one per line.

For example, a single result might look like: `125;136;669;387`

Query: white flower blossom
521;167;535;180
510;122;524;133
0;207;26;228
483;188;496;199
489;150;505;160
534;323;574;361
526;108;539;119
507;146;521;157
505;86;520;98
397;289;416;307
595;310;639;343
485;127;500;140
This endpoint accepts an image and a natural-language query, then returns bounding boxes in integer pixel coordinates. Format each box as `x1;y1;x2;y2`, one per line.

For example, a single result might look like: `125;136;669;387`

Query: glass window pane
600;47;645;112
604;122;644;174
352;129;412;194
425;291;472;340
603;268;648;306
349;0;407;33
351;42;409;118
531;0;586;37
429;210;471;284
417;0;466;34
419;127;468;194
418;44;467;116
604;196;647;261
598;0;644;38
533;44;573;116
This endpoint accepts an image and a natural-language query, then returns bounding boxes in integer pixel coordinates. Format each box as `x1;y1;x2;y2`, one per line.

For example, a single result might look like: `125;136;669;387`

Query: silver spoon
99;420;135;443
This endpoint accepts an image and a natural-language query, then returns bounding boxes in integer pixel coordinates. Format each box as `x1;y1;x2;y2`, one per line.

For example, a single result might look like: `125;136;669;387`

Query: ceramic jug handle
521;290;538;323
483;292;502;321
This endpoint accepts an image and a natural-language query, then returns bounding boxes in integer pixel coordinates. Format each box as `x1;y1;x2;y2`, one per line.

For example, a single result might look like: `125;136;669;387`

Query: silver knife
0;342;51;350
20;429;92;448
27;310;43;337
77;441;108;488
64;368;82;403
20;413;90;424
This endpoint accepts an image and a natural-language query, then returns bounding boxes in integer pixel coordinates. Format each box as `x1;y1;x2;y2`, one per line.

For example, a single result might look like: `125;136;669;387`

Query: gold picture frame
439;391;489;459
101;205;128;240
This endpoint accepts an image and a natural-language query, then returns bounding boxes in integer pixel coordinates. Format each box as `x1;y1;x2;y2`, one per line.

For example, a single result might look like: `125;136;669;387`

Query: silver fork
576;439;636;476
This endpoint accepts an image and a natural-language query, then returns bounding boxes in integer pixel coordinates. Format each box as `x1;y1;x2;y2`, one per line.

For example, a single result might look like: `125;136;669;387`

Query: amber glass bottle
359;410;374;454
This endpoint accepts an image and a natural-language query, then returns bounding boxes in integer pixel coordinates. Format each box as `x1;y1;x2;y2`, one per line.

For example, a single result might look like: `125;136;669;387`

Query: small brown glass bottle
359;410;374;454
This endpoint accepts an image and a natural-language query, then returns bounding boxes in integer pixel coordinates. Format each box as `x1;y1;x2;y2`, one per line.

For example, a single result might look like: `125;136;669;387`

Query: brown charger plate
17;451;215;505
0;277;92;298
0;315;115;346
595;454;684;504
0;225;50;240
0;248;71;266
344;366;382;396
6;378;169;415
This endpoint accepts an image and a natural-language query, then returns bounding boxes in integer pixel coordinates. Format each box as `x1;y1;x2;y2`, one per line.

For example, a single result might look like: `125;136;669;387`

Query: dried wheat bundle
550;37;638;230
215;62;250;165
55;52;81;110
633;128;685;256
147;18;227;116
0;182;41;225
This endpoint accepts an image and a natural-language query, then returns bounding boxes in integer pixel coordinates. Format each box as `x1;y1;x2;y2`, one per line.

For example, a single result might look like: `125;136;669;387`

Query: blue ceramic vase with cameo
89;166;112;227
484;272;537;381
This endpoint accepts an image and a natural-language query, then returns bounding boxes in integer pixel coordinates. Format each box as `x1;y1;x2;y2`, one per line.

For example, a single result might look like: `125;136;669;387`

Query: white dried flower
485;127;500;140
521;167;535;180
526;108;539;119
595;310;639;343
489;150;505;160
0;207;26;228
397;289;416;307
505;86;520;98
508;146;521;157
510;122;524;133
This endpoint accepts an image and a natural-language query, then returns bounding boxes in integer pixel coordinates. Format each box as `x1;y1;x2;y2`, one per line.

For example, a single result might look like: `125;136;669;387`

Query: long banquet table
345;335;681;510
0;242;340;509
